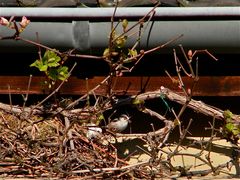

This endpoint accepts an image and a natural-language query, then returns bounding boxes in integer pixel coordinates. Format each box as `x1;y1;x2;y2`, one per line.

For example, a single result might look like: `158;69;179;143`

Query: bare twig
7;84;12;111
63;112;75;150
31;62;77;112
168;119;193;159
22;74;32;111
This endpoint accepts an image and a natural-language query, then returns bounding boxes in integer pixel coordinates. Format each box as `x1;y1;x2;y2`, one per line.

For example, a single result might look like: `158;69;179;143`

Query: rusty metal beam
0;76;239;96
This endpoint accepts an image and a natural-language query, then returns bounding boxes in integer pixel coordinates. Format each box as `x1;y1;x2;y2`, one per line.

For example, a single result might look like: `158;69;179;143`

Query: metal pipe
88;21;240;53
1;20;239;53
0;22;74;51
0;7;240;21
0;7;240;53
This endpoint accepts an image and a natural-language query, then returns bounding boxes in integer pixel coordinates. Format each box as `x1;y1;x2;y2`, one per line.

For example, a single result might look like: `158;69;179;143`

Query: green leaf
225;122;240;136
40;64;48;72
30;60;48;72
223;110;233;120
98;114;105;121
48;58;60;67
30;50;61;72
128;49;137;57
225;123;235;132
57;66;69;81
95;114;105;126
47;68;58;81
132;98;144;105
103;48;110;57
122;19;128;31
232;128;240;136
30;60;41;68
115;36;127;49
44;50;61;67
41;51;48;65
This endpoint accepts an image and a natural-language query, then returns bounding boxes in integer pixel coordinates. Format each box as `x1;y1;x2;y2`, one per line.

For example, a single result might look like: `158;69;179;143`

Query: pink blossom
188;49;193;59
0;17;9;26
19;16;30;28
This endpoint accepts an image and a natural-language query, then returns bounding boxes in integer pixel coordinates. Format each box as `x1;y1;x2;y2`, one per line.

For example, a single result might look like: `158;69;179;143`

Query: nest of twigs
1;85;240;179
0;108;165;179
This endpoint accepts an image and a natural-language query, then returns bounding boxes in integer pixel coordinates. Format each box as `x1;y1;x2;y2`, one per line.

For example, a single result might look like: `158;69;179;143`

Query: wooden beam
0;76;239;96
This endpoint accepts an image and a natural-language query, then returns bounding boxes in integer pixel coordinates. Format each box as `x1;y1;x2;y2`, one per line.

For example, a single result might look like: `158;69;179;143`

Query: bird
86;123;103;140
107;114;131;133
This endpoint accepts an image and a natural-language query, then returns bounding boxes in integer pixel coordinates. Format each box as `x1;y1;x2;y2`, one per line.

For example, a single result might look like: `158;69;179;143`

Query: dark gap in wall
0;53;240;76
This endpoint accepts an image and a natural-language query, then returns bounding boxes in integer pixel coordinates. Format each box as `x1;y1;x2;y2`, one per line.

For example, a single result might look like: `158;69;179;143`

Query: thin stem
31;62;77;112
7;85;12;111
179;44;195;77
65;75;111;110
22;74;32;111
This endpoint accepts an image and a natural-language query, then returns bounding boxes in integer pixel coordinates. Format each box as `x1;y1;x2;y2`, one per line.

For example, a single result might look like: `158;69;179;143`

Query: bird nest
0;108;169;179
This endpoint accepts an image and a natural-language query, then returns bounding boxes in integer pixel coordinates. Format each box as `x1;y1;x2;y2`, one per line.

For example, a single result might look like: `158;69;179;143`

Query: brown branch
136;87;227;120
71;160;149;174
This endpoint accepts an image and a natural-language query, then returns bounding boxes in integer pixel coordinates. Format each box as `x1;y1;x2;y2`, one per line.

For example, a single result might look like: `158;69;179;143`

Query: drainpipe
0;7;240;53
0;7;239;21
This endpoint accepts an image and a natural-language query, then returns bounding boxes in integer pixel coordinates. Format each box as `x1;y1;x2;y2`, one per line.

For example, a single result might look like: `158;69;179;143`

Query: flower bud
188;49;193;59
0;17;9;26
20;16;30;29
